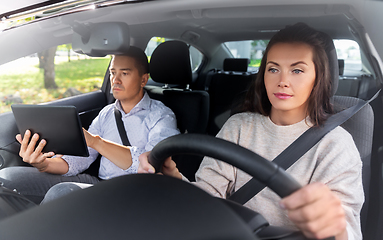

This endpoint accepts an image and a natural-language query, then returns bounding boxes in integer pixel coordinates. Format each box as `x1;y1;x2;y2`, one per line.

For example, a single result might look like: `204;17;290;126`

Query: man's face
109;55;148;106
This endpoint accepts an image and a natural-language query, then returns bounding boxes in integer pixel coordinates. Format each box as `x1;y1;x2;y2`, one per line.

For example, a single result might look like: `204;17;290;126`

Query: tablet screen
11;104;89;157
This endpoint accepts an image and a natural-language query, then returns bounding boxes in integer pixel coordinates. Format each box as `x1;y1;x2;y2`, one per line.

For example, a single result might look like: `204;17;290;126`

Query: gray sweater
194;112;363;240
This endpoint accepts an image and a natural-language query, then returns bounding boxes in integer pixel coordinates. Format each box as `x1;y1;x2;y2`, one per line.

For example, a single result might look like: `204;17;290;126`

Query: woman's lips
274;93;292;99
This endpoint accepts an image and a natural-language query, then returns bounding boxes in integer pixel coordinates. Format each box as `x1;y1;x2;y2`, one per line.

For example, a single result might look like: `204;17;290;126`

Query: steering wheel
149;133;301;198
149;134;337;240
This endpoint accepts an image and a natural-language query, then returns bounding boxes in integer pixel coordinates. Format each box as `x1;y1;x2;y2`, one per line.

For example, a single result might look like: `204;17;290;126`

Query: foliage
2;16;36;30
249;59;262;67
153;37;166;43
0;57;110;113
57;44;72;51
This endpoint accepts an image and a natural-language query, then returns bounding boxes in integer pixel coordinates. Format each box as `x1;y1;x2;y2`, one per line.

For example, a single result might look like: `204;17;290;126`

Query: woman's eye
292;69;303;74
268;68;278;73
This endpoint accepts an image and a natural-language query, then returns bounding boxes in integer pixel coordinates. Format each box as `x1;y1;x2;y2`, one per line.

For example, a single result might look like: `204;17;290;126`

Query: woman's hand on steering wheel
280;182;348;240
138;151;182;179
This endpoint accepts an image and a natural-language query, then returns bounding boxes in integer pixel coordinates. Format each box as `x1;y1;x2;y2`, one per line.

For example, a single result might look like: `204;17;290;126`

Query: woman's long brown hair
240;22;334;127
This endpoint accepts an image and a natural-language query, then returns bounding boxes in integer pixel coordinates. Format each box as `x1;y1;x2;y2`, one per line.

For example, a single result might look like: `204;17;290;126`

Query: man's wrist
88;135;102;149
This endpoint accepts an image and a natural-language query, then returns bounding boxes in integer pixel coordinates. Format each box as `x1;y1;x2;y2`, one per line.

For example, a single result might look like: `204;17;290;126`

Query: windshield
0;0;145;31
0;0;68;16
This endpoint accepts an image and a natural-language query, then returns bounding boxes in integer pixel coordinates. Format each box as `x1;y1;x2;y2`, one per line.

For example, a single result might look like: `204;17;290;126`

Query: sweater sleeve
309;127;364;240
194;115;243;198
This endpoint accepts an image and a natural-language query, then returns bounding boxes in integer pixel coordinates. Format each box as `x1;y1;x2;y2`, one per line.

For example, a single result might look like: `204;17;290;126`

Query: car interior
0;0;382;239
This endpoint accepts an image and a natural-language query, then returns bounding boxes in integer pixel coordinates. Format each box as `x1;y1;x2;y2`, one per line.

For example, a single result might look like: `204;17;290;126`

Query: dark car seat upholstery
145;40;210;181
223;58;250;72
145;40;209;134
205;58;255;136
320;31;373;236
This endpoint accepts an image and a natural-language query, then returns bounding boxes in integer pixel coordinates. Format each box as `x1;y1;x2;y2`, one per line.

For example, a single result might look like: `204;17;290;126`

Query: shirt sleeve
127;108;180;172
145;111;180;151
62;110;103;176
62;147;99;176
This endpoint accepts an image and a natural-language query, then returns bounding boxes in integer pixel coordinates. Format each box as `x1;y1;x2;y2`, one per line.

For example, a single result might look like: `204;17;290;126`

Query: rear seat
205;58;256;136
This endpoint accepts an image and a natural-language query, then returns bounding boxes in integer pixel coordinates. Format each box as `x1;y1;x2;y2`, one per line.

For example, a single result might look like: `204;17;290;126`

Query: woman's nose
277;72;289;87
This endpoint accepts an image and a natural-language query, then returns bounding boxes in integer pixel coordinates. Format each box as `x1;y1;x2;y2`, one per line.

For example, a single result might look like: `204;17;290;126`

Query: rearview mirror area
72;22;130;57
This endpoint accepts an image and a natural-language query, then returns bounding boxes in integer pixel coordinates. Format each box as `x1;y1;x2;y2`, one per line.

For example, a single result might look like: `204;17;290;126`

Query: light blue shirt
62;92;179;180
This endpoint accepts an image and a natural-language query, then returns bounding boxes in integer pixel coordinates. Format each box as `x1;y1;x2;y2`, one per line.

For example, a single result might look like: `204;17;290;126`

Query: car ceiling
1;0;383;67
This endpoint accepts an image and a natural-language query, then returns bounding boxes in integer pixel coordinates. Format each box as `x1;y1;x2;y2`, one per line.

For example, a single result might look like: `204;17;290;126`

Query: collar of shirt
114;91;150;117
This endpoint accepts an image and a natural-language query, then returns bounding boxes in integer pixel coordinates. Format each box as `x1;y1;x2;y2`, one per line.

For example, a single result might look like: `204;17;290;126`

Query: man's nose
111;74;121;84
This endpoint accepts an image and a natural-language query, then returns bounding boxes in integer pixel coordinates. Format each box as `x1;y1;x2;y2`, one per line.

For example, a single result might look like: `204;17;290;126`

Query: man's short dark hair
114;46;149;76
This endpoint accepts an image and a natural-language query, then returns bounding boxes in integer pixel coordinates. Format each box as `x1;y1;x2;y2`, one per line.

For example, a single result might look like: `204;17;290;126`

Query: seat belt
204;68;219;91
87;108;130;181
228;90;380;204
114;107;131;146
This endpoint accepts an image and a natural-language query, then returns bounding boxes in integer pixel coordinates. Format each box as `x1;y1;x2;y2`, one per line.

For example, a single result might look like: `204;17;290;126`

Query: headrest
150;40;192;85
318;31;339;96
223;58;249;72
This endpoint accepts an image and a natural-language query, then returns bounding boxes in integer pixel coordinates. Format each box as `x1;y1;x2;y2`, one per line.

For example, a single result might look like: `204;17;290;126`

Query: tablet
11;104;89;157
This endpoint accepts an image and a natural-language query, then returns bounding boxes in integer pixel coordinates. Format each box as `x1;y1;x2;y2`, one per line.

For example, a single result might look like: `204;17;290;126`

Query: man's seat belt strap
114;107;131;147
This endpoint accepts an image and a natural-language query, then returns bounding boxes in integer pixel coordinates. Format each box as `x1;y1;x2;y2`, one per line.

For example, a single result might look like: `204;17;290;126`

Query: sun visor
72;22;130;57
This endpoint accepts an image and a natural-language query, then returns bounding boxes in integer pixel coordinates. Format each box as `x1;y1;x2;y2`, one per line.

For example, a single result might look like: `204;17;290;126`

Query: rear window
333;39;362;75
224;40;269;72
145;37;204;72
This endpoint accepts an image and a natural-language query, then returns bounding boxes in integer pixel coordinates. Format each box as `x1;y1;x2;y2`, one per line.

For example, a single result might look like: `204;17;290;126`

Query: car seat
205;58;255;136
145;40;210;181
320;31;374;237
145;40;209;134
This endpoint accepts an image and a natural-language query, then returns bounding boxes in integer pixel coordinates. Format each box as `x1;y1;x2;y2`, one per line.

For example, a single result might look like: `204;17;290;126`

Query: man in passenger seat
0;46;180;204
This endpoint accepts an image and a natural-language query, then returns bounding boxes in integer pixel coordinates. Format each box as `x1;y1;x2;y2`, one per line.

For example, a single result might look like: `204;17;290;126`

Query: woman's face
264;42;316;125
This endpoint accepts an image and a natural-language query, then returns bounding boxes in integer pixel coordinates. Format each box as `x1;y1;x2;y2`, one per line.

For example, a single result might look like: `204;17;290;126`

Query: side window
145;37;204;72
0;44;110;113
224;40;269;72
